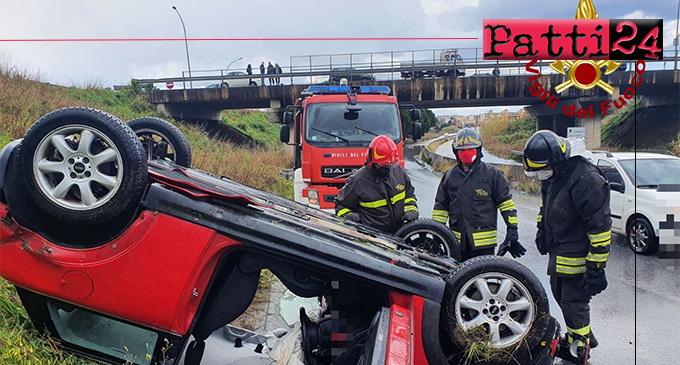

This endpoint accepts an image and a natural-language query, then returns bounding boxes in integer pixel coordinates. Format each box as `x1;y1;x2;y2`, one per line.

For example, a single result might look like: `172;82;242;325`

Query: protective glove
345;212;362;223
582;269;607;297
403;210;419;222
497;229;526;258
535;231;548;255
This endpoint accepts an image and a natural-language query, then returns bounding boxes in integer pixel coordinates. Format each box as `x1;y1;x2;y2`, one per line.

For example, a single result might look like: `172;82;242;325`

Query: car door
597;159;626;232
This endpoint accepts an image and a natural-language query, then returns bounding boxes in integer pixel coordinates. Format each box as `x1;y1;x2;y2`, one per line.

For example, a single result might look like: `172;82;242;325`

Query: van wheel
128;117;192;167
627;217;658;255
249;81;257;86
395;219;462;261
16;107;147;225
442;256;551;364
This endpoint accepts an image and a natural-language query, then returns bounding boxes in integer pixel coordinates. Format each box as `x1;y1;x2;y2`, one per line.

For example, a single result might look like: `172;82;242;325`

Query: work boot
557;335;590;365
589;331;598;349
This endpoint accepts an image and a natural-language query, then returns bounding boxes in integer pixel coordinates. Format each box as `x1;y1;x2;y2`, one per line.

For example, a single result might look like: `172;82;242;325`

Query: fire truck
279;85;422;212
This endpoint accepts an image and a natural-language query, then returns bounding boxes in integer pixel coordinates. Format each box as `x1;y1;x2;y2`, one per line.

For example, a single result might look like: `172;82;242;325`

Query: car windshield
304;102;401;146
619;158;680;187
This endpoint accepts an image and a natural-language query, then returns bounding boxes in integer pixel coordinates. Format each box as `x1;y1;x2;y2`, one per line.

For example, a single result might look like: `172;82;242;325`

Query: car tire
249;81;257;86
15;107;147;226
627;217;658;255
395;219;462;262
128;117;192;167
442;256;551;364
221;82;229;88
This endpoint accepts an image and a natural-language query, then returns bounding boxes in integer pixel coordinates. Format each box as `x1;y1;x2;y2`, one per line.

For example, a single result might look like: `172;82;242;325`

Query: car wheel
15;107;147;225
395;219;462;261
128;117;192;167
249;81;257;86
221;82;229;88
442;256;551;364
627;217;658;255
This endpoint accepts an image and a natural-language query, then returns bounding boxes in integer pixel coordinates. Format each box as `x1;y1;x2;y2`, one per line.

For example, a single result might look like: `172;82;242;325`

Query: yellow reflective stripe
391;191;406;204
475;239;497;247
433;216;447;223
452;230;461;239
567;325;591;337
432;209;448;216
556;256;586;266
525;158;547;169
587;252;609;262
360;199;387;208
588;231;612;242
556;265;587;274
337;208;351;217
537;215;542;223
405;198;417;204
508;216;518;225
497;200;516;212
404;205;418;212
591;238;611;247
472;230;497;239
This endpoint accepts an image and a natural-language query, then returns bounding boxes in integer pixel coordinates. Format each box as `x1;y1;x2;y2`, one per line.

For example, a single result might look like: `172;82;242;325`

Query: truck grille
321;166;362;179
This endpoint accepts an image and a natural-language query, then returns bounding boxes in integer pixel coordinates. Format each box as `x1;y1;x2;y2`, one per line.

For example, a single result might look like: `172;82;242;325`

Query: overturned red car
0;108;559;365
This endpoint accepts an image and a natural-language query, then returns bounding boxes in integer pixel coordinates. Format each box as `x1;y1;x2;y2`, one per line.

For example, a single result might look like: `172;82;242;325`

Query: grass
422;125;459;141
0;55;294;364
221;110;282;150
453;325;514;365
480;115;536;161
600;100;643;144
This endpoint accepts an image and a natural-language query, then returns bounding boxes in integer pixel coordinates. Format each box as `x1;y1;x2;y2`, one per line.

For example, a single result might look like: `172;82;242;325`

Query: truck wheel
442;256;551;364
395;219;462;262
16;107;147;225
627;217;658;255
128;117;192;167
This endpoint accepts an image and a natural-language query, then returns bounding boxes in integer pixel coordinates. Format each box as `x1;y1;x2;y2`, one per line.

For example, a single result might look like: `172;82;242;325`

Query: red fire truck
279;85;422;212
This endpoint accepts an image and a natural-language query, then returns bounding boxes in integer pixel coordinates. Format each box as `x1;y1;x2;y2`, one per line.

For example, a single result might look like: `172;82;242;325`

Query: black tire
221;82;229;88
442;256;551;365
627;217;658;255
15;107;147;225
395;218;462;262
128;117;192;167
249;81;257;86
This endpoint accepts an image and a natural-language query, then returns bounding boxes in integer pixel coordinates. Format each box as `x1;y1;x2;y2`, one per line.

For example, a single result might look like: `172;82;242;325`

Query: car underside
0;108;560;365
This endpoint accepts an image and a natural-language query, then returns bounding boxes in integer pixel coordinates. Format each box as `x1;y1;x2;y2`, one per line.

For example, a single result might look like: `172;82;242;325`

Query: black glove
535;231;548;255
582;269;607;296
403;210;419;222
497;229;526;258
345;212;362;223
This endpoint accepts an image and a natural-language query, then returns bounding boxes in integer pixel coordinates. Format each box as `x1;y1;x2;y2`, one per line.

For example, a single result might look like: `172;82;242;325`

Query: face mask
376;165;393;178
457;149;478;166
537;170;554;180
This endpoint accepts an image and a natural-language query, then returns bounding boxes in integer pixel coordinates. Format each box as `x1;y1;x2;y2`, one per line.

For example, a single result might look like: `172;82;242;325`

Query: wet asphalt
404;147;679;365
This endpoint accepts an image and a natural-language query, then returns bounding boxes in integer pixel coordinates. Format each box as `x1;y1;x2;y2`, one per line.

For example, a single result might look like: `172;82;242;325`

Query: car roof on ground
593;152;677;160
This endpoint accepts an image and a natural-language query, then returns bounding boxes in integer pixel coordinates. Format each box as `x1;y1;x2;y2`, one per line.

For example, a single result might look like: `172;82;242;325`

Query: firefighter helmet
523;130;571;171
367;135;398;168
453;128;483;150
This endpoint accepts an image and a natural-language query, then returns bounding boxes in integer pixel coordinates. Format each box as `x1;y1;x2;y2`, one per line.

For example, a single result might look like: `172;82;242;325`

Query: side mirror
280;124;291;144
412;122;422;141
609;182;625;194
410;109;421;121
283;111;293;125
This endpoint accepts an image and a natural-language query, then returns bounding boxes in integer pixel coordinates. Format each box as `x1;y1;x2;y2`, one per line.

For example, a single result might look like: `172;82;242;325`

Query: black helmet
453;128;482;150
523;130;571;171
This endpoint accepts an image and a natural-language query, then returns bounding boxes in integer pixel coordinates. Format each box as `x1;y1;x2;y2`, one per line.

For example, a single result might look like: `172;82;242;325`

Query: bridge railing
137;47;679;90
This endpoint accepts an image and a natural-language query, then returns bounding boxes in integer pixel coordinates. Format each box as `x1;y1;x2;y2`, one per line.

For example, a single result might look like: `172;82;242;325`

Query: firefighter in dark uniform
523;130;610;365
433;128;525;261
335;135;419;234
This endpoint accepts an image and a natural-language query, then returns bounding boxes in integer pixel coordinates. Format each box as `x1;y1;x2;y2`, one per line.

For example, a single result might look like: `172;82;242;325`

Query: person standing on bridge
274;63;282;85
335;135;419;234
246;64;253;84
432;128;525;261
523;130;610;364
259;62;266;85
267;62;275;86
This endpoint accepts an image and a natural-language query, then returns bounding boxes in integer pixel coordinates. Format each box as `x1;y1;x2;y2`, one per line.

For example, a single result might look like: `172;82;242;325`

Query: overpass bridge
138;48;679;148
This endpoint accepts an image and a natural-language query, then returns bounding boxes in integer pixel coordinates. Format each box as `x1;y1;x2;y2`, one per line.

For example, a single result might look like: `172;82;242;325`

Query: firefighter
523;130;610;364
335;135;418;234
433;128;525;261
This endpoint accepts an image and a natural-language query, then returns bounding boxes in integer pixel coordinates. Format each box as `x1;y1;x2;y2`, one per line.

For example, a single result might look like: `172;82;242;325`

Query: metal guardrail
137;47;679;89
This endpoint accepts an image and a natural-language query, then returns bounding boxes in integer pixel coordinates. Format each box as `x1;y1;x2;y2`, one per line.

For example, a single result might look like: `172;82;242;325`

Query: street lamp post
675;0;679;71
225;57;243;73
172;6;192;89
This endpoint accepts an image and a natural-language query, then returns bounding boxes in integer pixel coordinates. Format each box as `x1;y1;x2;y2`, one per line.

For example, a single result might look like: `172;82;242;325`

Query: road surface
404;146;678;365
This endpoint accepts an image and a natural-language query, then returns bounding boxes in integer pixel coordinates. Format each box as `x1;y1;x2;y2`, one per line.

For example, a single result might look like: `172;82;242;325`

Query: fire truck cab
279;85;422;212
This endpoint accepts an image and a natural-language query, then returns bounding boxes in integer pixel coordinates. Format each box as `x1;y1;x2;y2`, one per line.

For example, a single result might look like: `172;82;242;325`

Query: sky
0;0;676;116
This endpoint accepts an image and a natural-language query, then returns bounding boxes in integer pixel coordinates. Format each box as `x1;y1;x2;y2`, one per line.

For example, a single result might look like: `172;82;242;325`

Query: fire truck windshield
304;103;401;146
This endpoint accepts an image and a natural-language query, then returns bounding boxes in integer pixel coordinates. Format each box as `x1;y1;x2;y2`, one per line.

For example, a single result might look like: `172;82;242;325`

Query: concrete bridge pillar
267;99;284;124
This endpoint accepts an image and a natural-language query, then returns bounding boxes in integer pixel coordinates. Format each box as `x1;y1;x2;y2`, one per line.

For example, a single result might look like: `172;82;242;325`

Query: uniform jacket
335;166;418;234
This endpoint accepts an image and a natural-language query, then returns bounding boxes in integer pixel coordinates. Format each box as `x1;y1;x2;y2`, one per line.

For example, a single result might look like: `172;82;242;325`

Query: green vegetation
221;110;282;150
0;56;293;364
601;100;643;143
480;114;536;162
400;108;437;137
